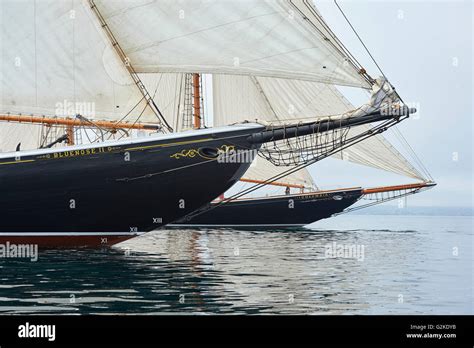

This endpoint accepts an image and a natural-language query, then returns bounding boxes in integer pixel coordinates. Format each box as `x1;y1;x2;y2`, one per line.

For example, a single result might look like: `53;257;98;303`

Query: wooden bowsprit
333;181;436;215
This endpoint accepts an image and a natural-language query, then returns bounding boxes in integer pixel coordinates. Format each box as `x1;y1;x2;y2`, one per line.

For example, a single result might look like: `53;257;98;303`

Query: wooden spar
362;182;436;195
192;73;201;129
235;181;435;196
66;125;75;146
0;114;160;131
240;178;306;190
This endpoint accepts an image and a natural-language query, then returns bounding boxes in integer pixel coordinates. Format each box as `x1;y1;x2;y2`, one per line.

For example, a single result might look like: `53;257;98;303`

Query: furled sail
0;0;157;123
92;0;371;88
212;74;425;181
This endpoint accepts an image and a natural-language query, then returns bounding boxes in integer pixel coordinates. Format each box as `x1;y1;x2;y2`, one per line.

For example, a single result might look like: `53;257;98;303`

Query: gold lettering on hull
51;147;112;159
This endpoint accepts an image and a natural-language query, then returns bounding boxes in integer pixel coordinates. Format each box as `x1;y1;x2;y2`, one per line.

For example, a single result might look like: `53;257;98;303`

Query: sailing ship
161;5;436;228
0;0;421;246
170;137;435;228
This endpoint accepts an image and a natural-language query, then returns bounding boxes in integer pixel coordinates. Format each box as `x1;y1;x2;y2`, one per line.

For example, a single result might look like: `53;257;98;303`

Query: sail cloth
246;157;317;191
243;156;317;190
0;0;157;123
138;73;187;131
212;74;425;181
0;124;41;153
93;0;370;88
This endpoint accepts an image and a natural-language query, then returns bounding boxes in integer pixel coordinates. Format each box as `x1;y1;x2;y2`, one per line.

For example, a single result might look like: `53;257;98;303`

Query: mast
66;126;75;146
192;73;201;129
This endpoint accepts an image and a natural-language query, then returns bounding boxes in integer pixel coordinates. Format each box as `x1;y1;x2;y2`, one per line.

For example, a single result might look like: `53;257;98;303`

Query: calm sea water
0;215;472;314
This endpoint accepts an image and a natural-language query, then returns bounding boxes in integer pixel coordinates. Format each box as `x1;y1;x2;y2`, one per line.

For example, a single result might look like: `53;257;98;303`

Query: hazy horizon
308;0;473;208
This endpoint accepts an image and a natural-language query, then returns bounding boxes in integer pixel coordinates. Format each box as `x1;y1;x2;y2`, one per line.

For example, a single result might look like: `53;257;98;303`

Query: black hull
171;188;363;228
0;124;264;246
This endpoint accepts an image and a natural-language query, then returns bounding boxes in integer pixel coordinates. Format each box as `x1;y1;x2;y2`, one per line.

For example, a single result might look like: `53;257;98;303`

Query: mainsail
92;0;371;87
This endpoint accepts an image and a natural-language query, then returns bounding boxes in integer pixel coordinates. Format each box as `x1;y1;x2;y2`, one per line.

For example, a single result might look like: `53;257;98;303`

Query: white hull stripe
0;123;263;160
0;232;145;237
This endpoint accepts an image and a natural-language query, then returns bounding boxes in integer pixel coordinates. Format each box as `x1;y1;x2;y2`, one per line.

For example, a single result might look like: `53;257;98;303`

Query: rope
335;184;435;216
334;0;387;82
181;116;405;221
390;127;434;181
334;0;433;181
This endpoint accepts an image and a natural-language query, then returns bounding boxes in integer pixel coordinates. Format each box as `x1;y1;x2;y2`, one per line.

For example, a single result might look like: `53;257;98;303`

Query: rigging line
201;74;206;128
116;98;150;141
175;74;184;131
250;76;280;121
334;0;388;83
255;100;371;124
331;2;431;177
289;0;369;82
111;95;147;126
391;126;433;180
398;131;432;180
184;117;404;220
151;73;164;100
116;157;217;182
336;185;434;215
364;122;425;179
88;0;173;132
388;127;427;178
301;0;363;71
290;0;371;86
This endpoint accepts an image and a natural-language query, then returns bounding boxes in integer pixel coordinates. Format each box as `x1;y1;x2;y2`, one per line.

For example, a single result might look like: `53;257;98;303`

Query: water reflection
0;215;472;314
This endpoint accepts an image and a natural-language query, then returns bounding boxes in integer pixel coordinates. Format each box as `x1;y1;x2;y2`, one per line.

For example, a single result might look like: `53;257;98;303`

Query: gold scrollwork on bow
170;145;235;160
170;149;200;159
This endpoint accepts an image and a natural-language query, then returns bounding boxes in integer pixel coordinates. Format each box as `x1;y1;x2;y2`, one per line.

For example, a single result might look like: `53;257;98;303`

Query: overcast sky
308;0;473;208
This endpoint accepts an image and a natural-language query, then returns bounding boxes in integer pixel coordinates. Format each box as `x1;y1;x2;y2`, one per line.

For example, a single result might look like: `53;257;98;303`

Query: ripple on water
0;215;472;314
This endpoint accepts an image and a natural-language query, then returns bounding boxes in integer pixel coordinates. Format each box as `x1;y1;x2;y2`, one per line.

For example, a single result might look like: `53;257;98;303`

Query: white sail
93;0;370;88
212;74;355;124
0;0;157;123
0;0;421;185
0;124;41;153
243;156;316;190
138;73;187;131
212;74;425;181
